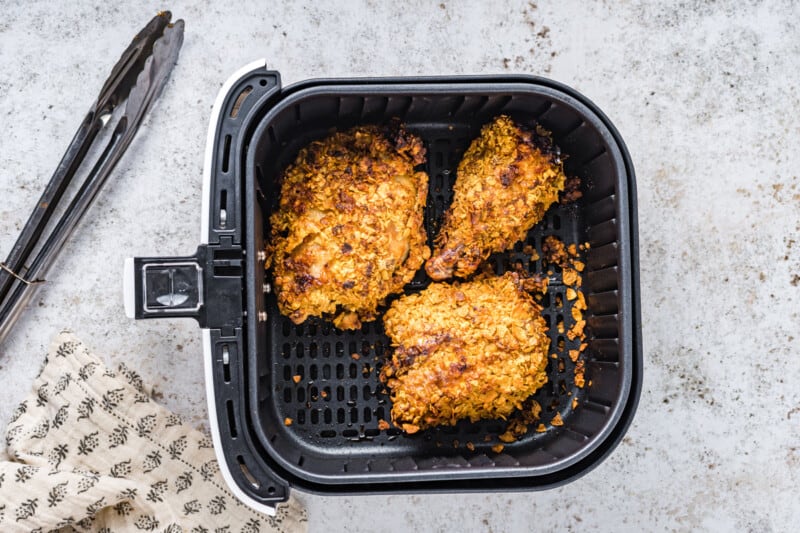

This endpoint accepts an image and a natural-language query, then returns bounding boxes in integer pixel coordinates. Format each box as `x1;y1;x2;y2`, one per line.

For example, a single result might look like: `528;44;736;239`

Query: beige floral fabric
0;332;307;532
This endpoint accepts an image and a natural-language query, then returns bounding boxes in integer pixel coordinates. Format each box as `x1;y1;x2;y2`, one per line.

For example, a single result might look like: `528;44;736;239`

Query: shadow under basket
126;63;642;511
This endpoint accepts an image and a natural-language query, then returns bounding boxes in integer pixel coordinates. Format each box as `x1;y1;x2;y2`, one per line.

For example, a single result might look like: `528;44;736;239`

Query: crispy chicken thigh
426;115;566;280
380;272;550;433
267;123;430;329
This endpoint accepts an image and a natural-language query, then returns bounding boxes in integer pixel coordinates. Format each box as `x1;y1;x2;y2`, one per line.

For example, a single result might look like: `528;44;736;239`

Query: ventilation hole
297;410;305;424
311;410;319;424
309;343;318;359
349;364;357;379
296;324;304;337
557;359;566;373
320;429;336;438
322;343;331;358
363;385;371;400
375;341;384;356
236;455;260;489
342;429;357;438
349;385;358;401
335;342;344;358
283;365;291;381
376;406;385;420
542;293;551;307
226;401;237;438
230;86;253;118
553;215;561;230
337;408;345;423
324;409;332;424
348;341;357;356
365;428;379;437
296;343;304;359
282;320;292;337
362;341;371;355
363;407;372;422
308;323;317;336
321;322;331;335
221;344;231;383
336;386;344;401
362;363;372;378
219;189;228;229
310;365;318;380
323;386;331;401
221;135;232;173
259;78;268;87
350;408;358;423
310;385;318;399
336;364;344;379
297;388;306;403
557;336;565;352
322;365;331;379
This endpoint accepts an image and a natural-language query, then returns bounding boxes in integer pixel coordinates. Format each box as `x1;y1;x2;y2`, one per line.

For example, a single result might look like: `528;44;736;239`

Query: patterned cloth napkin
0;332;307;532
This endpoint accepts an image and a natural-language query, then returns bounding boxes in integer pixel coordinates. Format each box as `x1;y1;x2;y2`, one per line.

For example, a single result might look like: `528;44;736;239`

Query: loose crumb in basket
378;419;390;431
320;390;328;398
542;235;569;268
567;319;586;341
574;360;586;388
562;267;580;287
560;175;583;204
453;439;460;448
292;375;302;384
466;441;475;452
573;260;585;272
571;397;579;410
498;430;516;443
566;287;577;301
536;423;547;433
491;444;505;454
569;349;580;362
551;412;564;426
351;352;360;360
284;417;293;426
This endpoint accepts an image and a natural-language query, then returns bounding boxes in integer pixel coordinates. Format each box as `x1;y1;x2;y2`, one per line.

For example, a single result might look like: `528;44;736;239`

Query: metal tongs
0;12;185;344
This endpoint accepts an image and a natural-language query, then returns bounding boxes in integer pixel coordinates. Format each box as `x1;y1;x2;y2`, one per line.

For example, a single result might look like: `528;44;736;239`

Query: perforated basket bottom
266;124;587;457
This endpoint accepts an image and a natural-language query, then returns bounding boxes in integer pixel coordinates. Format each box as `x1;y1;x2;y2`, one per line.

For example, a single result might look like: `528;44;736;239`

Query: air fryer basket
126;62;641;512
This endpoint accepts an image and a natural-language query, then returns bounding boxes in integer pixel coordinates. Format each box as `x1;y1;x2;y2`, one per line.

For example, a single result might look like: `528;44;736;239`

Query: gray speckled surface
1;1;799;531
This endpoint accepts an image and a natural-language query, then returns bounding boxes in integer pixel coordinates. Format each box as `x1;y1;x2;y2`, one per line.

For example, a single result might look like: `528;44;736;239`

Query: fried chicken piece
267;122;430;329
426;115;567;280
381;272;550;433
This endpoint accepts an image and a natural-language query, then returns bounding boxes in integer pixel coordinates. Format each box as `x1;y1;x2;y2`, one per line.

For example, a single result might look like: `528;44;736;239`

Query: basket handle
124;250;205;321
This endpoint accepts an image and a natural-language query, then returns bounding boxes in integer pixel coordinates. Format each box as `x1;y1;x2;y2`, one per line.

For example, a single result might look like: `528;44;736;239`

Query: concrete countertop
1;1;798;531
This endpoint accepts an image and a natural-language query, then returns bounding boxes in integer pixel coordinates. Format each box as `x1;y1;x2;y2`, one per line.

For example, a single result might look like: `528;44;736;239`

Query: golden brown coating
267;123;430;329
426;115;566;280
381;272;550;433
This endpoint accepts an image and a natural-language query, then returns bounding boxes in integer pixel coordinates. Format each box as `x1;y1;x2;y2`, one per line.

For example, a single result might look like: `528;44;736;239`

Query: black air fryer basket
124;60;642;514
